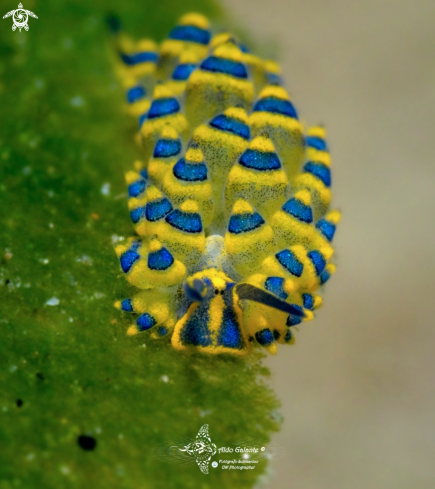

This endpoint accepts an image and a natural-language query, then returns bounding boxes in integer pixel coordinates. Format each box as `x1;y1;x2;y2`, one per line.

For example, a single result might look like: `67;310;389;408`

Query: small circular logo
261;447;266;451
211;461;218;468
2;3;38;32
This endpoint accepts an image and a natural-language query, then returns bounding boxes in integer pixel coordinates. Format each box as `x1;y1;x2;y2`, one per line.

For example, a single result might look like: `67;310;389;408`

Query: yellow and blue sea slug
110;13;340;356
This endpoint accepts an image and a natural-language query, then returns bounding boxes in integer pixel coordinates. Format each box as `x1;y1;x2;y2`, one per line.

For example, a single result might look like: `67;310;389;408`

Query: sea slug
110;13;340;355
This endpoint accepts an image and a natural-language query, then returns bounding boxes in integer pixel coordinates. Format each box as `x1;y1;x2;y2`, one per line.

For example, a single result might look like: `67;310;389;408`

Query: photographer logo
172;424;217;474
3;3;38;32
169;424;267;474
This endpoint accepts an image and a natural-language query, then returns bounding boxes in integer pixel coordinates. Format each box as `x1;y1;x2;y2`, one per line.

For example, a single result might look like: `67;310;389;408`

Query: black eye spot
16;399;23;407
214;289;219;295
78;435;97;451
220;290;224;295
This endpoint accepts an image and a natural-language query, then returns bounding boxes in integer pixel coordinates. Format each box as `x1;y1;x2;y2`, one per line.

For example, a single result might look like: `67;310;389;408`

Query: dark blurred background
221;0;435;487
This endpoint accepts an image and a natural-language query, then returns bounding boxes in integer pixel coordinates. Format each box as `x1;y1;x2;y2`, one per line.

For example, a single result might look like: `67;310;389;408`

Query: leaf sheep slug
109;13;340;356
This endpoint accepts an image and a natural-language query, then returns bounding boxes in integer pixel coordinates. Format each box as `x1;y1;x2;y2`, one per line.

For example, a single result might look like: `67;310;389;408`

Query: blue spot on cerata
276;249;303;277
130;206;146;224
148;247;174;271
264;276;288;300
172;63;196;80
158;326;168;336
302;293;314;310
255;329;274;346
320;269;331;285
286;314;302;327
140;169;148;179
180;303;212;346
216;307;244;349
210;114;250;140
238;43;250;53
145;198;173;222
168;25;211;45
128;179;146;197
286;304;304;327
138;112;147;128
147;98;180;119
173;158;207;182
165;209;202;233
127;85;146;104
306;136;328;151
308;250;326;276
239;149;281;171
267;72;282;85
282;197;313;223
136;313;156;331
228;212;264;234
200;56;248;79
303;162;331;187
121;298;133;312
120;242;141;273
120;51;158;66
253;97;298;119
153;138;182;158
316;219;336;241
284;329;293;342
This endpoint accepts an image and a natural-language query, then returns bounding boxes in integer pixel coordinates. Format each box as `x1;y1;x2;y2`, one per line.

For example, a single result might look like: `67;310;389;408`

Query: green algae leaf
0;1;280;488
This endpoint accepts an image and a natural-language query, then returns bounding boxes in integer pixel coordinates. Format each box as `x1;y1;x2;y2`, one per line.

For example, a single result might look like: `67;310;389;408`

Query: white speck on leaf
34;78;44;89
70;96;84;107
101;182;110;196
199;409;212;417
46;297;60;306
76;255;93;266
62;38;73;49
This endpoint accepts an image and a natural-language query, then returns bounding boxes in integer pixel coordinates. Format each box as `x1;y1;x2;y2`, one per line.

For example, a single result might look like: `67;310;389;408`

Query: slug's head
184;271;305;318
172;269;305;355
183;273;232;302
